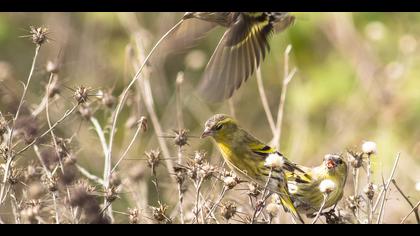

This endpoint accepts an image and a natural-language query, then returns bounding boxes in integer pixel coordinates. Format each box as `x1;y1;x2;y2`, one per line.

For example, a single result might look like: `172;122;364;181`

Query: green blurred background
0;12;419;223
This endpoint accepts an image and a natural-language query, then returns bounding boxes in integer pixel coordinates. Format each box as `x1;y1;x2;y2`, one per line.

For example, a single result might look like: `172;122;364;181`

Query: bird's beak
326;159;336;169
201;127;213;139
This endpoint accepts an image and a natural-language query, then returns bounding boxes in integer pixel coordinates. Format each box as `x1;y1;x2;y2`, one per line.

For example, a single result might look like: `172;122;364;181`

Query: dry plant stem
106;20;183;189
391;179;420;224
90;117;110;181
111;124;142;173
46;74;64;173
7;45;41;152
374;153;401;221
366;154;372;224
353;168;360;195
0;45;41;206
176;168;185;224
90;117;114;222
15;104;79;156
9;189;20;223
199;192;220;224
175;73;185;224
312;194;328;224
352;168;360;219
256;68;276;135
33;144;60;224
192;179;204;224
271;45;297;149
151;167;161;202
205;186;228;221
132;39;175;179
0;103;78;206
400;201;420;224
251;169;273;224
32;95;47;117
76;164;105;186
138;74;175;177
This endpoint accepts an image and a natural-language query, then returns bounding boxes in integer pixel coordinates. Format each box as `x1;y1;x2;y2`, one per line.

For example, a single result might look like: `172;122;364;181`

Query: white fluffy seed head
362;141;377;155
288;182;298;194
415;182;420;192
264;153;285;170
266;203;280;217
319;179;336;194
223;176;237;189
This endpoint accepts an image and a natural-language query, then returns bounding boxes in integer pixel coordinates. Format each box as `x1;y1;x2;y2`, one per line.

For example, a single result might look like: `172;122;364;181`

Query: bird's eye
336;159;342;165
214;124;223;130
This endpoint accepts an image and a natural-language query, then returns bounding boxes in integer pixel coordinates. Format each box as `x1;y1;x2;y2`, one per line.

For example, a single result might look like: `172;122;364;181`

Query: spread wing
149;18;218;67
197;13;274;102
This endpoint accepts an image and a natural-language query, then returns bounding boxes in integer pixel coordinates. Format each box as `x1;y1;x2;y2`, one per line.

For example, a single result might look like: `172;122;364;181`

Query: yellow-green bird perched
201;114;306;223
154;12;295;102
286;154;348;216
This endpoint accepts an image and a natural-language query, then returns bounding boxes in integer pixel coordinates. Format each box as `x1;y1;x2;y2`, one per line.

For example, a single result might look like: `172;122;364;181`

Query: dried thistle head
322;209;347;224
0;144;10;161
128;208;140;224
27;182;45;200
45;175;58;192
14;115;38;144
55;137;70;159
172;129;189;147
0;113;8;136
347;150;363;169
59;160;78;186
74;85;90;104
24;163;41;182
220;201;237;220
248;182;261;197
173;166;187;185
78;104;92;120
99;90;116;109
105;186;119;203
46;60;60;74
193;151;206;165
197;162;216;180
126;115;148;131
69;181;92;207
346;195;361;212
40;148;60;171
146;149;161;169
363;183;377;200
223;172;240;190
151;202;171;224
8;167;22;185
185;151;215;181
137;116;148;132
29;26;49;45
20;201;42;224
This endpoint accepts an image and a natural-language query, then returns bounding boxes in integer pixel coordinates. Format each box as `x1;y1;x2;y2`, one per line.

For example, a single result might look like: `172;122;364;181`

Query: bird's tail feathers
279;188;305;224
